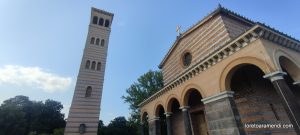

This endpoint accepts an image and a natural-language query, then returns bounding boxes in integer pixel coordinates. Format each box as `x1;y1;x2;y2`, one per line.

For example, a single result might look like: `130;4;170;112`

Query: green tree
0;104;26;135
98;120;106;135
0;95;66;135
98;117;138;135
122;70;164;122
122;70;163;135
107;117;137;135
40;100;65;133
53;128;64;135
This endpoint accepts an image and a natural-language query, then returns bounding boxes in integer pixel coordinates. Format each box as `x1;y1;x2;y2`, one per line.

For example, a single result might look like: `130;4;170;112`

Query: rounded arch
220;57;274;91
279;56;300;82
98;18;104;26
165;94;181;112
85;86;92;97
273;49;300;71
180;83;205;106
101;39;105;46
90;37;95;44
140;109;148;121
97;62;101;71
104;19;110;27
91;61;96;70
95;38;100;45
92;16;98;24
153;101;165;117
85;60;90;69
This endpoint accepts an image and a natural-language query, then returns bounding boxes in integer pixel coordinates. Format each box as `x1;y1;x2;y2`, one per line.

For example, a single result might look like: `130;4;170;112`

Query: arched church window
104;19;110;27
182;52;192;67
96;38;100;45
97;62;101;71
92;16;98;24
99;18;104;26
90;37;95;44
85;86;92;97
85;60;90;69
91;61;96;70
101;39;105;46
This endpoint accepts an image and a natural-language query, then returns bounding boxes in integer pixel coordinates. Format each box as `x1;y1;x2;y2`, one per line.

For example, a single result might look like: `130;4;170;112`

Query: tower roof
91;7;114;17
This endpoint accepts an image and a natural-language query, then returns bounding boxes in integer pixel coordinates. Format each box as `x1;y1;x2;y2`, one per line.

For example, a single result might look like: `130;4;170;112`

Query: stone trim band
201;91;234;104
263;71;287;82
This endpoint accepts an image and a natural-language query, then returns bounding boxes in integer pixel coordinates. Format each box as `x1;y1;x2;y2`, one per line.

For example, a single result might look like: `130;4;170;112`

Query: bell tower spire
64;7;113;135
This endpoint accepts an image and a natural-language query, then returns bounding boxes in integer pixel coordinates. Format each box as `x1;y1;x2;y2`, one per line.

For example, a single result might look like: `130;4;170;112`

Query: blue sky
0;0;300;125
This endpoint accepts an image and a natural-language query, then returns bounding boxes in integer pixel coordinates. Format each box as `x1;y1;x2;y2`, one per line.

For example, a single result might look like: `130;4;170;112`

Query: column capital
293;81;300;86
179;106;190;111
263;71;287;82
164;112;173;117
201;91;234;104
148;116;160;122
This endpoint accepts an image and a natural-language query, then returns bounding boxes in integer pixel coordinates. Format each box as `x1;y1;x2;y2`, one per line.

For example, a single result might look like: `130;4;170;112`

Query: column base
202;91;245;135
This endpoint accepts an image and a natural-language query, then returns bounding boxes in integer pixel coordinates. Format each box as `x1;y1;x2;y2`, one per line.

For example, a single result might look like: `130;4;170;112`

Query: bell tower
64;7;113;135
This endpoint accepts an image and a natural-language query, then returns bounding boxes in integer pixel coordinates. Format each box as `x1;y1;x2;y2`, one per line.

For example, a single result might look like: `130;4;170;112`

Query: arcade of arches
139;6;300;135
140;54;300;135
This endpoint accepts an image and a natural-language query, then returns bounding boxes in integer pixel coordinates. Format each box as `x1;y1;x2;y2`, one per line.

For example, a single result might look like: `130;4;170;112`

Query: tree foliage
98;117;137;135
0;95;66;135
122;70;164;122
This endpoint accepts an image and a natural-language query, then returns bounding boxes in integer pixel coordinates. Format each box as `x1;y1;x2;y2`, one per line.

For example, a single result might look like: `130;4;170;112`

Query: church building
139;5;300;135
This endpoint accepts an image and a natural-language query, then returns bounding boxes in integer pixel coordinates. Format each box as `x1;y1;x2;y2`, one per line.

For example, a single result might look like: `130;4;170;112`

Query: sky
0;0;300;125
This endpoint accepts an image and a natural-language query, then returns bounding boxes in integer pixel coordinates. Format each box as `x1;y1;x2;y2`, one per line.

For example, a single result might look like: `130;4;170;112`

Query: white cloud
0;65;72;93
62;104;70;118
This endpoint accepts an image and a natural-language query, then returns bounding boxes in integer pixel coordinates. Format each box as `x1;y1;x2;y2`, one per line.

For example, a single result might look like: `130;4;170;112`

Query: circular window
182;52;192;67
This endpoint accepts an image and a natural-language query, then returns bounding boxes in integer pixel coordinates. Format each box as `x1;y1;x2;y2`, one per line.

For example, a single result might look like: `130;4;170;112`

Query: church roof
159;5;256;68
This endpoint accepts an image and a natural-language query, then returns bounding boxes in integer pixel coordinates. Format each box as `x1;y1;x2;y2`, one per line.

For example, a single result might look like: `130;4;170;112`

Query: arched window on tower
101;39;105;46
96;38;100;45
85;86;92;97
90;37;95;44
85;60;90;69
92;16;98;24
98;18;104;26
91;61;96;70
104;19;110;27
97;62;101;71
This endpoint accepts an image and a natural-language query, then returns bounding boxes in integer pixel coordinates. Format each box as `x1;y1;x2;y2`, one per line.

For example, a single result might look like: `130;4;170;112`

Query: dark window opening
90;37;95;44
91;61;96;70
104;20;110;27
92;16;98;24
85;86;92;97
97;62;101;71
99;18;104;26
96;38;100;45
85;60;90;69
101;39;105;46
183;52;192;67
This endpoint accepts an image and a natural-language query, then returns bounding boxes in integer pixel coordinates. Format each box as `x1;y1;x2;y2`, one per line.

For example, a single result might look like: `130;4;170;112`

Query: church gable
161;13;230;84
221;12;253;39
160;7;255;85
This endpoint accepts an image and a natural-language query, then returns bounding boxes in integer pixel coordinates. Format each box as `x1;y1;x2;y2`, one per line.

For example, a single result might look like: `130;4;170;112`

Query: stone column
180;106;192;135
140;122;145;135
201;91;245;135
264;71;300;134
164;112;173;135
148;117;161;135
